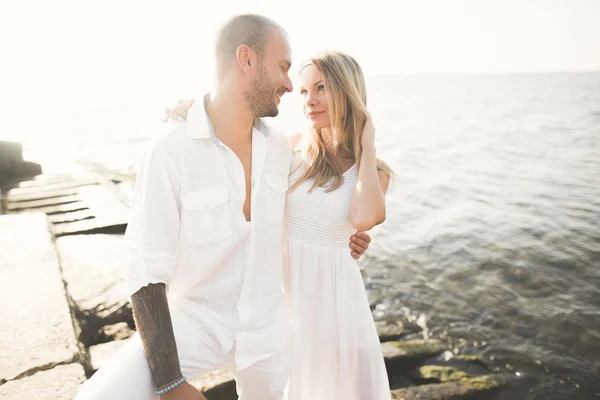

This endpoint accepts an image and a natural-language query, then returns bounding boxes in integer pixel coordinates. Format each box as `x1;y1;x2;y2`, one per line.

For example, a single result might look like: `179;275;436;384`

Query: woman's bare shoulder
289;132;304;149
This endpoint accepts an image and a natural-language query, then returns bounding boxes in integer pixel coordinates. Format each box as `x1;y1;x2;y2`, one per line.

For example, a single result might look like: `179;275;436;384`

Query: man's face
245;29;293;118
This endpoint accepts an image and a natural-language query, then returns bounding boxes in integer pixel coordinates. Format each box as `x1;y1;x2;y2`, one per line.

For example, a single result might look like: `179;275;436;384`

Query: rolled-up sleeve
123;142;181;296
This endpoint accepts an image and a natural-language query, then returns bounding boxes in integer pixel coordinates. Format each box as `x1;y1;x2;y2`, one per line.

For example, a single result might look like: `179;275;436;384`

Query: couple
76;13;391;400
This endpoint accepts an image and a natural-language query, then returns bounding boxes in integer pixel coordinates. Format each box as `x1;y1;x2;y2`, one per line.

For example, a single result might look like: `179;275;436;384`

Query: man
75;14;371;400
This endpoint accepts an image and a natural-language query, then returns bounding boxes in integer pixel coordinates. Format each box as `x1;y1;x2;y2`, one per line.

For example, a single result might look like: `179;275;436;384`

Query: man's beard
244;64;280;118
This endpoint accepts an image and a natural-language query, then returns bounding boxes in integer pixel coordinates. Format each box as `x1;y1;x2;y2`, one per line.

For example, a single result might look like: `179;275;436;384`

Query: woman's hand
162;99;195;122
360;113;375;149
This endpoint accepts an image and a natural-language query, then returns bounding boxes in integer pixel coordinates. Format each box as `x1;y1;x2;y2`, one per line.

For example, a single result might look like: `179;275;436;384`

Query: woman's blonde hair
290;51;392;193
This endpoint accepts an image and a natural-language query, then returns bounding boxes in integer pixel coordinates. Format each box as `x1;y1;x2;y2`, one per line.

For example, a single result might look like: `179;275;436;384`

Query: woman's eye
318;85;325;91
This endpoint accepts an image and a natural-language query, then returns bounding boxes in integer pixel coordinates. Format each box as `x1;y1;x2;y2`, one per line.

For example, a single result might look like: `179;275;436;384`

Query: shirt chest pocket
264;174;288;226
181;186;232;245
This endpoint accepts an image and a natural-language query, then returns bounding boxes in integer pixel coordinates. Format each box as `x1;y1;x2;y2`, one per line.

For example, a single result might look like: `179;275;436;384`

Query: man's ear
236;45;254;74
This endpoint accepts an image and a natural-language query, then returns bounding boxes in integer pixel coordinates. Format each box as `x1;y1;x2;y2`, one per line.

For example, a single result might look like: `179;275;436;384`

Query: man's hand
349;231;371;259
161;381;207;400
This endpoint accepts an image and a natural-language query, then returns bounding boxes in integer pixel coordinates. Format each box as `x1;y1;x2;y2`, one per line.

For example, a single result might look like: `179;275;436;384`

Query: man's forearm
131;283;182;390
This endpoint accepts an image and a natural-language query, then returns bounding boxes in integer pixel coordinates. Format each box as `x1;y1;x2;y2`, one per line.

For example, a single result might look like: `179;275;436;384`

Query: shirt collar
186;94;270;140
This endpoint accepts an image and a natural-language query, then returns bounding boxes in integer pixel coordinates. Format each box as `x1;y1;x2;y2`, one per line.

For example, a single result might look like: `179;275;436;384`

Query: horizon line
365;68;600;78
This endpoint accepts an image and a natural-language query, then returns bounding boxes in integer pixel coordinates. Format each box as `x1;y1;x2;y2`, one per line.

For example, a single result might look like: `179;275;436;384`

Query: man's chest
176;136;290;247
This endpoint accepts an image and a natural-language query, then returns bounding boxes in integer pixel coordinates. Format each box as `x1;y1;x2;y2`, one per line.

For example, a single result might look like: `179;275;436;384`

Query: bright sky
1;0;599;129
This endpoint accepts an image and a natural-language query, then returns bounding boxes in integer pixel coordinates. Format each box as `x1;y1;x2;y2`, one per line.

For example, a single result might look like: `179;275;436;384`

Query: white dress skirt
282;153;390;400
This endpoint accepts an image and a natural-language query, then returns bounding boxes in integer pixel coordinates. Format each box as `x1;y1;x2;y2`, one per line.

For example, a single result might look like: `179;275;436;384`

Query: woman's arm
348;117;390;231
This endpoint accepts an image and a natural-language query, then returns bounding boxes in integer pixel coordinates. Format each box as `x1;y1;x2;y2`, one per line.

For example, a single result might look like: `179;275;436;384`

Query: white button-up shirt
123;99;292;370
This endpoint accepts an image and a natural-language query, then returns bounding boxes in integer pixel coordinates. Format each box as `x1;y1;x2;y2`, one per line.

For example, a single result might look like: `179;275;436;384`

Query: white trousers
75;308;290;400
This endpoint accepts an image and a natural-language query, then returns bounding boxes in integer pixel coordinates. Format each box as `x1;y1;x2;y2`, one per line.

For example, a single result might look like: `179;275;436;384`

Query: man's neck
206;85;254;146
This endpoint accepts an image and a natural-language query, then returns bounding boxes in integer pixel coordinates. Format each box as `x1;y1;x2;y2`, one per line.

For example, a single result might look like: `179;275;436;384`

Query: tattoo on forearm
131;283;182;390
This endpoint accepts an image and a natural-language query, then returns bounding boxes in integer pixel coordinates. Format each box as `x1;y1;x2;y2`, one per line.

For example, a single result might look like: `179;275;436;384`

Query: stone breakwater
0;169;516;399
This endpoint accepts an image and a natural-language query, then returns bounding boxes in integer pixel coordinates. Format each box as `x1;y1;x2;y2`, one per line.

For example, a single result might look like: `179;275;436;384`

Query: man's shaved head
214;14;287;75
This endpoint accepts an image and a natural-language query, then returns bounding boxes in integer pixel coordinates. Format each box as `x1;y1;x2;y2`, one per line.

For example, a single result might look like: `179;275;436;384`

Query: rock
5;173;76;189
0;141;23;162
47;208;95;225
451;354;493;376
413;352;492;380
410;365;470;383
49;184;130;237
89;340;128;371
191;369;237;399
377;320;405;342
391;374;510;400
6;180;130;236
374;313;424;339
6;179;97;200
383;339;447;377
12;161;43;180
0;363;85;400
0;213;79;381
55;234;134;346
0;141;42;185
7;194;81;212
98;322;135;342
383;339;447;357
0;141;23;182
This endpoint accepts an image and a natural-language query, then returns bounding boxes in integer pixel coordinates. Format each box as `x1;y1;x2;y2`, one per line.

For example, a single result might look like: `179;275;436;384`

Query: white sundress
282;152;391;400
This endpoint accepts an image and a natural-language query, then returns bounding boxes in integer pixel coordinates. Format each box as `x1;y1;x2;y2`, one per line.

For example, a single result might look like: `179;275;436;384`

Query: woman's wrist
361;143;377;159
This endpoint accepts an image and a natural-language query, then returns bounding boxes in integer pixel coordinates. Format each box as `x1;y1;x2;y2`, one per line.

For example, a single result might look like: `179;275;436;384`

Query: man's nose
283;75;293;93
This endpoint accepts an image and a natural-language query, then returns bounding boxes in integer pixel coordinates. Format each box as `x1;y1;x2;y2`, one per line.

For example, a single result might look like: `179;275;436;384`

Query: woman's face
298;64;330;131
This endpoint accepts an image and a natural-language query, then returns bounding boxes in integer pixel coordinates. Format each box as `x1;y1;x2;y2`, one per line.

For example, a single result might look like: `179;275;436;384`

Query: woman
169;51;391;399
282;52;391;400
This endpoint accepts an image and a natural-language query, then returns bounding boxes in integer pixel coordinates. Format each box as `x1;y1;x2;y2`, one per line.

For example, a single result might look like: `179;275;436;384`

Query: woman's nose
305;92;317;106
